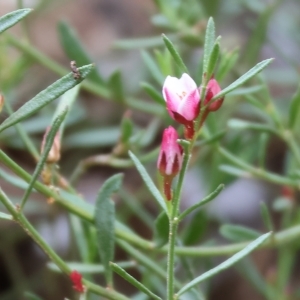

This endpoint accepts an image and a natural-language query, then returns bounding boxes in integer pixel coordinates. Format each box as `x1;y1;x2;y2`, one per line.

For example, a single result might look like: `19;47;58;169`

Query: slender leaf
162;34;188;73
177;232;271;296
211;59;273;101
260;202;274;231
141;51;165;85
227;119;276;134
48;261;135;274
58;21;104;84
202;17;215;74
0;212;13;220
220;224;261;242
206;39;220;82
0;64;93;132
179;184;224;221
95;173;123;286
53;85;80;136
20;109;68;209
140;82;165;106
108;70;124;102
219;165;251;178
288;84;300;130
128;151;168;215
0;9;32;34
111;262;162;300
153;211;169;247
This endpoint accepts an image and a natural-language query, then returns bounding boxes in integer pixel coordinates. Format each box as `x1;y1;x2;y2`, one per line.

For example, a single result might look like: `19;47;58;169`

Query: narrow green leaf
162;34;188;73
176;232;271;296
260;202;274;231
211;59;273;101
202;17;215;74
288;85;300;130
128;151;168;215
196;130;226;146
58;21;104;84
205;39;220;82
178;184;224;221
108;70;124;102
153;211;169;247
0;64;93;133
219;165;251;178
20;109;68;209
110;262;162;300
0;9;32;34
140;82;165;106
0;212;13;220
53;85;80;136
120;113;133;144
220;224;261;242
141;51;165;85
48;261;135;274
95;173;123;286
227;119;276;134
216;49;239;81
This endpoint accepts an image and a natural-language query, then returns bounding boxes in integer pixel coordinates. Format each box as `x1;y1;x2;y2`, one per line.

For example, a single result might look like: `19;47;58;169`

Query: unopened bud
41;127;61;163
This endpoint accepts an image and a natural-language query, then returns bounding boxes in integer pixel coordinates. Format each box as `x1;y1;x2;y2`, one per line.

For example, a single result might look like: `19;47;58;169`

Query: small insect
70;60;81;80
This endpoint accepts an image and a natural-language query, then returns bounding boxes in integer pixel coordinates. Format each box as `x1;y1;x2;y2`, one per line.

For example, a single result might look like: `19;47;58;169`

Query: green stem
167;143;191;300
0;189;130;300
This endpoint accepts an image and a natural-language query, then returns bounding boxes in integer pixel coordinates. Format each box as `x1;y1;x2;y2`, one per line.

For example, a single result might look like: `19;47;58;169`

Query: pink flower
157;126;183;200
162;73;200;125
204;78;224;112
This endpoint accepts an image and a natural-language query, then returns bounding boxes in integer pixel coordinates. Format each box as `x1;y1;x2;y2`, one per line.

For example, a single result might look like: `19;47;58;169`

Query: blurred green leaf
24;291;43;300
140;82;165;106
108;70;124;102
162;34;188;73
20;108;68;209
0;212;12;220
177;232;271;296
216;49;239;81
0;64;93;133
0;9;32;34
220;224;261;242
48;261;135;274
153;211;169;247
227;119;276;134
58;21;104;84
260;202;274;231
95;173;123;286
64;127;120;148
141;51;165;85
288;84;300;130
212;59;273;101
110;262;162;300
120;113;134;145
129;151;168;215
219;165;251;178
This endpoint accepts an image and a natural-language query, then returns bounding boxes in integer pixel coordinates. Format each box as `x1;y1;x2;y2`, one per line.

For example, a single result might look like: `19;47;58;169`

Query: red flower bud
70;270;84;293
203;78;224;112
157;127;183;200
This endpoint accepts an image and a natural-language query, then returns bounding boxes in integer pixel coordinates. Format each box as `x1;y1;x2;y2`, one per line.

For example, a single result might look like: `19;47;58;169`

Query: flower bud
157;126;183;200
41;127;61;163
70;270;84;293
163;73;200;139
204;78;224;112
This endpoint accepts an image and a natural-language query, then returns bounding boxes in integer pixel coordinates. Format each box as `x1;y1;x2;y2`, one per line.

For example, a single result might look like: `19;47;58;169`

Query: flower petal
180;73;198;94
177;88;200;120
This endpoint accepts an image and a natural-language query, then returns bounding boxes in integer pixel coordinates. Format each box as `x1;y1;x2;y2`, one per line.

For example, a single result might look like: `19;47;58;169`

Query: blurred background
0;0;300;299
